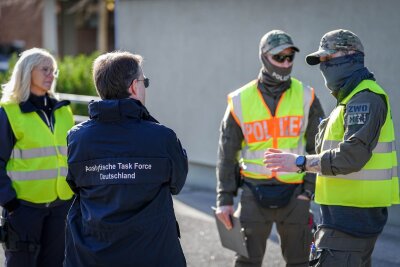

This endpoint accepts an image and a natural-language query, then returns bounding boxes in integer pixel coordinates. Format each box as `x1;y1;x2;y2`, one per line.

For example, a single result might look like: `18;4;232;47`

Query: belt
19;198;71;209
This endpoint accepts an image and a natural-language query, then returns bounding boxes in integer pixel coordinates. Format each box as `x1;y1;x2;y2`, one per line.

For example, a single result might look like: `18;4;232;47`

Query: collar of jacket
88;98;151;122
19;93;70;113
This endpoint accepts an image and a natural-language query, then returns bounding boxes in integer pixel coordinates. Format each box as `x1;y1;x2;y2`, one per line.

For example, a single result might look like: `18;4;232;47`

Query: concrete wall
116;0;400;225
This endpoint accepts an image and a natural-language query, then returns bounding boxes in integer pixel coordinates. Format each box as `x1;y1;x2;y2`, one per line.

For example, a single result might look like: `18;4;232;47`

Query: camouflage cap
306;29;364;65
259;30;300;55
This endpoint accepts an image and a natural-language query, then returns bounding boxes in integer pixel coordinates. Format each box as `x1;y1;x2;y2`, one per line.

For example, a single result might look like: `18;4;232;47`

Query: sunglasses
137;78;150;88
272;53;295;63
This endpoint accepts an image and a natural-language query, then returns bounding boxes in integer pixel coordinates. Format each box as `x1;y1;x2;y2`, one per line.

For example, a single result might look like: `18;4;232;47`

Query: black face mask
261;53;292;82
258;53;293;97
319;53;364;96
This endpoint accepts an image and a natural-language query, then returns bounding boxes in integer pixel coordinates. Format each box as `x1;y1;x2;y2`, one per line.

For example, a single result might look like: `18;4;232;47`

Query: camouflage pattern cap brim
269;44;300;55
305;49;333;65
306;29;363;66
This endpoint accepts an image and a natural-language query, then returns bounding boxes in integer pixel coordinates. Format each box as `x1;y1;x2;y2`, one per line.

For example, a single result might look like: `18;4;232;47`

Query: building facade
115;0;400;226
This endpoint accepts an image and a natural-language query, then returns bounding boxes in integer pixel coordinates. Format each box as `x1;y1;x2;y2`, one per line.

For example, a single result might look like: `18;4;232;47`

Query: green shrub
0;53;17;87
56;51;100;115
56;52;99;96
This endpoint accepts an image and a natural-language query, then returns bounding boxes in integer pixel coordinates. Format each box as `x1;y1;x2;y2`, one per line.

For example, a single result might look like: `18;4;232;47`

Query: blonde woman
0;48;74;267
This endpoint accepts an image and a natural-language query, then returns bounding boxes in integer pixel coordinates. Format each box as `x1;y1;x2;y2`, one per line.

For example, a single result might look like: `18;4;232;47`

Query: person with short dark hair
216;30;325;267
264;29;399;267
64;51;188;267
0;47;74;267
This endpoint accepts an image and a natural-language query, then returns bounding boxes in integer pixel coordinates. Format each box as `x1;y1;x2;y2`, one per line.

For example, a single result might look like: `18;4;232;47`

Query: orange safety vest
228;78;314;183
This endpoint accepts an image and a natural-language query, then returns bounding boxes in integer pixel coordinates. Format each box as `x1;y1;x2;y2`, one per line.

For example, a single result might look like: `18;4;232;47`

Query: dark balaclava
258;30;299;97
319;52;375;102
258;52;294;97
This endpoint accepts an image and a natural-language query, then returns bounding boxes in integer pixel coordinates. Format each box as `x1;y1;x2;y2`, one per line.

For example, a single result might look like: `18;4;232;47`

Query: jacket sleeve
167;130;188;195
320;90;387;175
0;108;20;212
303;94;325;194
216;106;244;207
65;131;79;194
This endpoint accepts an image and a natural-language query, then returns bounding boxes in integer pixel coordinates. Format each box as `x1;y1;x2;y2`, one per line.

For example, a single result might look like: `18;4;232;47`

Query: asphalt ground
175;186;400;267
0;186;399;266
174;193;285;267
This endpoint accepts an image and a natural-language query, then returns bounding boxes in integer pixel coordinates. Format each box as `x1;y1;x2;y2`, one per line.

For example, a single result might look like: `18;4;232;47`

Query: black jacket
64;98;188;267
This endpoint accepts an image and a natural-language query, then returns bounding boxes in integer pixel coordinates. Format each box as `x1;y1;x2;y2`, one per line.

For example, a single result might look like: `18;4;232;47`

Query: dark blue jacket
64;98;188;267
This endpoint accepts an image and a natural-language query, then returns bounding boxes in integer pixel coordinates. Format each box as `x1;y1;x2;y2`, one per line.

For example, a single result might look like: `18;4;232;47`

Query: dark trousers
3;201;71;267
311;228;378;267
235;186;312;267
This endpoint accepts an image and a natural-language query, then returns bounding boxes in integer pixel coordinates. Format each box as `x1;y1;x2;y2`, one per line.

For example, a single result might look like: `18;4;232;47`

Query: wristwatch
302;189;314;199
295;155;307;173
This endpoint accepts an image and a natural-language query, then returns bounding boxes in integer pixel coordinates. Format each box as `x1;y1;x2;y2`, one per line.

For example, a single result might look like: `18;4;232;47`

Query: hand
263;148;299;173
215;205;234;230
296;194;310;201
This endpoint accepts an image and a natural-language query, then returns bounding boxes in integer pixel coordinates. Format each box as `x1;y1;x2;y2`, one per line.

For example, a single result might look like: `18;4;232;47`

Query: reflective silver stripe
60;167;68;177
323;140;395;153
230;93;244;126
7;169;59;181
374;142;396;153
322;140;340;150
300;84;313;139
398;166;400;196
242;162;272;176
243;162;300;177
241;150;263;161
242;146;305;161
323;167;396;181
11;146;67;159
12;147;58;159
57;146;68;156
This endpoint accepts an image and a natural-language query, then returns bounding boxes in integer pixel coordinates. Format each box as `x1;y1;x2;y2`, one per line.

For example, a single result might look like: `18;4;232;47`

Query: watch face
296;156;305;167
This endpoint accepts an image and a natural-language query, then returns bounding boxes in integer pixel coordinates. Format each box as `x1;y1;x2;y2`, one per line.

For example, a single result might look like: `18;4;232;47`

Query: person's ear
129;79;138;97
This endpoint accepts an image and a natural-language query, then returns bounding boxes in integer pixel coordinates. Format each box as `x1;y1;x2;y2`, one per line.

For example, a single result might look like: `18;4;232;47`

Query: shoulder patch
346;103;370;114
347;113;367;125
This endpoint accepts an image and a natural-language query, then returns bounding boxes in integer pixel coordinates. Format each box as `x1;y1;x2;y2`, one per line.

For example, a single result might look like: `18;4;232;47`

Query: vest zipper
39;110;54;132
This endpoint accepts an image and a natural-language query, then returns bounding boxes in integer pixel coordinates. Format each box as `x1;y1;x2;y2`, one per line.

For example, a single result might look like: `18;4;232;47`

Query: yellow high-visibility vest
316;80;399;207
228;78;314;183
2;102;74;203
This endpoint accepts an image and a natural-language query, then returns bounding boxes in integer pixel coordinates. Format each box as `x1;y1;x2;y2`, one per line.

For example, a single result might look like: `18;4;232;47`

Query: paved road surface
0;186;399;266
175;186;400;267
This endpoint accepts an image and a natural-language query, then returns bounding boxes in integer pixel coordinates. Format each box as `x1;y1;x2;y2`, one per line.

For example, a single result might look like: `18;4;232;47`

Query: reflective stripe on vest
316;80;400;207
2;103;74;203
11;146;67;159
228;78;314;183
7;167;68;181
